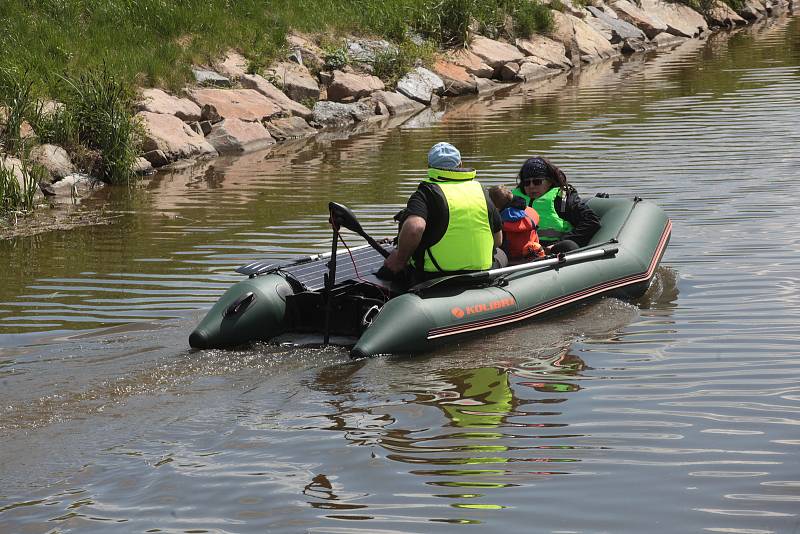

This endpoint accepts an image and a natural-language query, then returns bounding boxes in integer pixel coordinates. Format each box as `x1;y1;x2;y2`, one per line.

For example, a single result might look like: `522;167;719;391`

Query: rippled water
2;12;800;533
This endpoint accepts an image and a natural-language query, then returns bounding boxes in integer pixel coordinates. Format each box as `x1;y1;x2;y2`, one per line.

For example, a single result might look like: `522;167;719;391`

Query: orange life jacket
502;206;544;260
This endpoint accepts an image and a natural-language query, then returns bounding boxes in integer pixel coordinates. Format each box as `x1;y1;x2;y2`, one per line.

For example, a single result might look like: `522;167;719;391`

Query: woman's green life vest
414;169;494;272
512;186;573;243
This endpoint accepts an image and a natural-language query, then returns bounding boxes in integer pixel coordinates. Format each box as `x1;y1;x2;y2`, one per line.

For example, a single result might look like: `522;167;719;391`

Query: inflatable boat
189;195;671;357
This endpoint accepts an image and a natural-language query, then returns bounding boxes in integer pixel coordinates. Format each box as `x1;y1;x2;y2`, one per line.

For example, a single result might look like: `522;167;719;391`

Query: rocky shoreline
1;0;795;237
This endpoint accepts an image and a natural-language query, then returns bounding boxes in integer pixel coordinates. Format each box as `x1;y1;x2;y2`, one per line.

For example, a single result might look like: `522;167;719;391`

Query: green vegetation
1;0;552;97
372;41;437;89
0;157;43;216
414;0;552;45
323;46;351;72
676;0;746;13
0;69;42;216
51;69;143;185
2;66;143;186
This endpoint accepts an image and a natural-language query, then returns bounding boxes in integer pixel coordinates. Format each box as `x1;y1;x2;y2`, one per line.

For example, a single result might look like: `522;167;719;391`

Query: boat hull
352;197;670;357
189;197;671;356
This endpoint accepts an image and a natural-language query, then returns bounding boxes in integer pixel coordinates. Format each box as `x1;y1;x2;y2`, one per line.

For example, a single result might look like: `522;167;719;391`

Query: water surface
2;12;800;533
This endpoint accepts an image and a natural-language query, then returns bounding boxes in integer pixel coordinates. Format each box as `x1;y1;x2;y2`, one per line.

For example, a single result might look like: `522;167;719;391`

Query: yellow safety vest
415;168;494;272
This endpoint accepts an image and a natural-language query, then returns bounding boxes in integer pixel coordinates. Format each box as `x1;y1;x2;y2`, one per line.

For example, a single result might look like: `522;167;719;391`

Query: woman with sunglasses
512;156;600;253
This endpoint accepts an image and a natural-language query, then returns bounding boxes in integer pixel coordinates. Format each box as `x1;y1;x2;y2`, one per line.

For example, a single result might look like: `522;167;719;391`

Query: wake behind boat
189;195;671;357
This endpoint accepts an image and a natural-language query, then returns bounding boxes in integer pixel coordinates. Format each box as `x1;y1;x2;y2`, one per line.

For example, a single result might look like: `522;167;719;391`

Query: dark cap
519;157;552;180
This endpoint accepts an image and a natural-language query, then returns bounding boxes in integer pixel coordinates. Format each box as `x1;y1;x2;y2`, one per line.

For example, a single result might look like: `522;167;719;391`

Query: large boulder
311;101;374;127
706;0;747;26
191;68;231;87
137;111;217;162
327;71;385;102
586;5;648;43
29;144;74;180
213;50;248;80
0;156;26;190
239;74;312;119
396;67;445;105
264;116;317;141
138;88;202;121
446;49;494;78
50;173;105;202
268;62;321;103
515;36;573;69
431;60;478;96
517;63;561;83
550;10;618;62
639;0;708;37
610;0;668;39
286;32;326;70
206;118;275;154
188;88;282;122
370;91;426;116
345;39;398;64
737;0;767;20
469;36;526;70
651;32;689;48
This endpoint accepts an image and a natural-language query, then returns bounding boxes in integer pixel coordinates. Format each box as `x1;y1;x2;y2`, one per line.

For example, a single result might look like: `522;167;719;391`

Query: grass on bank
1;0;553;96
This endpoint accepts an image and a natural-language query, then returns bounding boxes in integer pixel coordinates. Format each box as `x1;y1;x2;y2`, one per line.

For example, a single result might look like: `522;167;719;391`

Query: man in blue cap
382;142;503;281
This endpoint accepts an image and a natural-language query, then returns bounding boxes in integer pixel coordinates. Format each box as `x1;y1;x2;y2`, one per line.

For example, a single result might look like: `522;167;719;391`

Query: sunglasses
521;178;547;187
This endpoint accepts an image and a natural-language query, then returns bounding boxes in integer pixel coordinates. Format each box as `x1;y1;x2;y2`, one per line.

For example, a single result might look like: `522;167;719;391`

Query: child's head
488;185;514;211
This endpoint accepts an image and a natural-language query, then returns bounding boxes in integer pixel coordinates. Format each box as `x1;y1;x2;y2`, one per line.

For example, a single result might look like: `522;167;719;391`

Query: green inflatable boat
189;196;671;357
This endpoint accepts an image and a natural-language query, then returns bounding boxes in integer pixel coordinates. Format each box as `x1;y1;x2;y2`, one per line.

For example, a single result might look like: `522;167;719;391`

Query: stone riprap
396;67;445;104
431;60;478;96
327;71;385;102
515;36;573;69
239;74;313;120
137;111;217;162
187;88;283;123
138;88;202;122
206;118;275;154
29;144;74;180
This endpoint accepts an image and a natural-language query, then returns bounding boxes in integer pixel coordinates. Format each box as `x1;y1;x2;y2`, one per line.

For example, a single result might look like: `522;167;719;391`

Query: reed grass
57;69;144;185
0;68;38;156
0;156;42;216
1;66;143;186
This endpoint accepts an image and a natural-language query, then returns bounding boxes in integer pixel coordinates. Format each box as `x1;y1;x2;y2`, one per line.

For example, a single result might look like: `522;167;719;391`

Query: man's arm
493;230;502;248
384;215;426;273
486;192;503;249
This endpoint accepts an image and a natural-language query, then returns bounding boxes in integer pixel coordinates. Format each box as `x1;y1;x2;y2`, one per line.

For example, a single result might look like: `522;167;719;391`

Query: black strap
425;248;445;272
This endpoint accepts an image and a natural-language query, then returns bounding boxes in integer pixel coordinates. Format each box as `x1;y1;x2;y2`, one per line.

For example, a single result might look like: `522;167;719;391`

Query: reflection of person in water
440;367;515;428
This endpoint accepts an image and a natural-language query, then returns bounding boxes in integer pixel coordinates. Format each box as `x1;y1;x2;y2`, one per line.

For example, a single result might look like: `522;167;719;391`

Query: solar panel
283;245;391;291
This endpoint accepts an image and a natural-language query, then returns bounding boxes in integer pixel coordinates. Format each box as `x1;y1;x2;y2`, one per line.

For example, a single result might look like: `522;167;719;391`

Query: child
488;185;545;262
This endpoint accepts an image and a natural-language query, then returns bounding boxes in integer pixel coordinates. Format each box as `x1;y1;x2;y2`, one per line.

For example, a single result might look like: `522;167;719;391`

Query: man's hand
383;250;408;273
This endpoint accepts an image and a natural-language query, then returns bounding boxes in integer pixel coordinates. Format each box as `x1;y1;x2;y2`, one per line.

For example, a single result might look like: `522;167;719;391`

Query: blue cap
427;142;461;169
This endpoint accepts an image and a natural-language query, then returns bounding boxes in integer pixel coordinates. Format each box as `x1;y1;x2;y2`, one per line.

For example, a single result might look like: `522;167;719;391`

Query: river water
2;12;799;533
